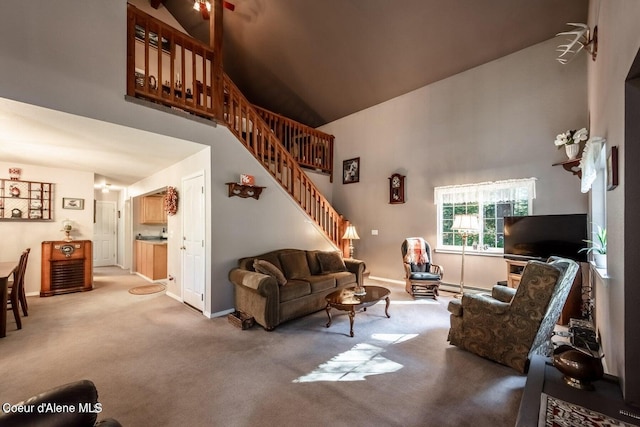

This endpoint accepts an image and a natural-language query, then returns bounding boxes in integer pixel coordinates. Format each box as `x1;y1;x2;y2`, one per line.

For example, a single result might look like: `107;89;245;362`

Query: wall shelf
0;179;54;220
552;158;582;179
226;182;265;200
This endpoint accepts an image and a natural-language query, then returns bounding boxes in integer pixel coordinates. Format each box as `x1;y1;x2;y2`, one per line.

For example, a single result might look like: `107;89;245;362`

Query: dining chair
7;248;29;330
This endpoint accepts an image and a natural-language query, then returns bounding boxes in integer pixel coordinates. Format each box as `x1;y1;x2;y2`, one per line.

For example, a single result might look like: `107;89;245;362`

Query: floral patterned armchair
447;257;579;373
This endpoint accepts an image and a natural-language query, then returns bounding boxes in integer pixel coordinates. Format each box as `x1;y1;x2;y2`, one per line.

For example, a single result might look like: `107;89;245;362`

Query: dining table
0;261;18;338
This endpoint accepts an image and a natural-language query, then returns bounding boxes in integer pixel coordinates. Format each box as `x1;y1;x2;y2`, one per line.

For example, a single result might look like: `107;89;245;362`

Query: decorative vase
553;344;604;390
565;143;580;160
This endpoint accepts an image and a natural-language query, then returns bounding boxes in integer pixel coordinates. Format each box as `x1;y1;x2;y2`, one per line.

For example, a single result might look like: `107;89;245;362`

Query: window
434;178;536;253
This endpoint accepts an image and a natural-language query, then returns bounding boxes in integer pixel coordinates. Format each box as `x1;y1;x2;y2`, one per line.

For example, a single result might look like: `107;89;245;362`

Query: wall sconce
556;23;598;65
101;183;111;193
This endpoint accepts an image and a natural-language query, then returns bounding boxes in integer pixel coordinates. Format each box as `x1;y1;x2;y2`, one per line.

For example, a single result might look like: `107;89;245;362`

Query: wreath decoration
164;186;178;216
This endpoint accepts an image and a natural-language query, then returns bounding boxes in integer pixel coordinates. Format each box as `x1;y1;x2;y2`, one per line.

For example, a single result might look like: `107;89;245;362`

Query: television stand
506;259;528;287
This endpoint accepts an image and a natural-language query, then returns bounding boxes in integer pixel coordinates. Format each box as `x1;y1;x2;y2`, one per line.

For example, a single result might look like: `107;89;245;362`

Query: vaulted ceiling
162;0;588;127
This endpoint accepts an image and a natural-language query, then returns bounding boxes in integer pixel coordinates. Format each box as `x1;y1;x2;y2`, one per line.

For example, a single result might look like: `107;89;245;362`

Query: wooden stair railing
223;74;346;247
126;5;347;249
253;106;334;180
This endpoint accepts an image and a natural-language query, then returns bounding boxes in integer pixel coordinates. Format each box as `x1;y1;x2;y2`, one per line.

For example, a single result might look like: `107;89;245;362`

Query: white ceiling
0;97;206;188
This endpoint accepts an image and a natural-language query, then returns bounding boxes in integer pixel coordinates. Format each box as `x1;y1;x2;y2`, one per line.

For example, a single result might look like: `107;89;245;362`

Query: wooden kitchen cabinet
140;195;167;224
135;240;167;281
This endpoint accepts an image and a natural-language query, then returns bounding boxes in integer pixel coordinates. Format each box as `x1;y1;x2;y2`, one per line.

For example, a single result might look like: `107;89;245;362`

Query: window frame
435;178;536;254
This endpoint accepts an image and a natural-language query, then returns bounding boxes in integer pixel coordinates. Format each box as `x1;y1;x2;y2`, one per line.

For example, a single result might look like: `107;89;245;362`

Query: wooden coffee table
325;286;390;337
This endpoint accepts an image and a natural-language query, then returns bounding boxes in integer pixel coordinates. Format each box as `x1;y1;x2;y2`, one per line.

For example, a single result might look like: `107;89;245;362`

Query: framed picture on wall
63;198;85;210
343;157;360;184
607;146;619;191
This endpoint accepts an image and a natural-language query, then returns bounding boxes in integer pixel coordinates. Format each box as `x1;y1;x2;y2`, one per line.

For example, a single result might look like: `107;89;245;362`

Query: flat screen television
503;214;588;262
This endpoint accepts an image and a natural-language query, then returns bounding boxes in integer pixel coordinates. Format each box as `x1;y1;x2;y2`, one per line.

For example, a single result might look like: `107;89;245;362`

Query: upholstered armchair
401;237;443;299
447;257;579;373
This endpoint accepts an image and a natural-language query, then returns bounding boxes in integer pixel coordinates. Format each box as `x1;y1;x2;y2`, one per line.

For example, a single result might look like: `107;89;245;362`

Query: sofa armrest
492;284;516;303
344;258;366;285
462;293;511;316
228;268;278;298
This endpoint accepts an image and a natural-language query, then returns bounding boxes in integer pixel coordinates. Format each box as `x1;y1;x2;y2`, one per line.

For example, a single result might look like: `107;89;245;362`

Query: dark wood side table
517;355;640;426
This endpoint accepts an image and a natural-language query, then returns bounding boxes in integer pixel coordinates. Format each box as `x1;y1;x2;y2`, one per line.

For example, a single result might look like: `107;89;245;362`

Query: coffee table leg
325;304;332;328
384;296;391;318
349;307;356;337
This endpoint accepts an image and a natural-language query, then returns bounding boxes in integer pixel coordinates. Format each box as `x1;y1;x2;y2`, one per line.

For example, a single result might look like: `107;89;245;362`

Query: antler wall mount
555;23;598;65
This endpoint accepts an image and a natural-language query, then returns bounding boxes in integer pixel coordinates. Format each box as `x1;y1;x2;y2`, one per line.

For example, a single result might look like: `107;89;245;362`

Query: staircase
126;4;348;249
223;76;346;247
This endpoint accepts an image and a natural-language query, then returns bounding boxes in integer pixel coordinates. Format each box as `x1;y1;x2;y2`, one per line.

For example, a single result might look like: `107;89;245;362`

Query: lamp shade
342;225;360;240
451;214;479;233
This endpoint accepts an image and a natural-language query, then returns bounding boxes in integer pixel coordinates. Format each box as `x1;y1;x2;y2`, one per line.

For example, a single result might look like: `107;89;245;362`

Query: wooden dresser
41;240;93;296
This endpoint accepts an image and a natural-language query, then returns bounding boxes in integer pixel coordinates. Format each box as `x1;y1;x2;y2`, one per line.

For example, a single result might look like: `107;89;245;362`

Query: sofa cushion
409;271;441;280
279;251;312;279
317;251;347;273
306;250;322;275
255;253;283;272
306;275;336;293
253;259;287;286
329;271;357;287
279;279;311;302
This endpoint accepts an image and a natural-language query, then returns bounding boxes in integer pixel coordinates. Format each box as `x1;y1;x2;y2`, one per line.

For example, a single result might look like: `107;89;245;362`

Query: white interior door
182;173;205;311
93;201;117;267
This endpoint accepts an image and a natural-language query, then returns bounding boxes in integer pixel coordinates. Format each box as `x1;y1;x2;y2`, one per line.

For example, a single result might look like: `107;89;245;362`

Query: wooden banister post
210;0;225;122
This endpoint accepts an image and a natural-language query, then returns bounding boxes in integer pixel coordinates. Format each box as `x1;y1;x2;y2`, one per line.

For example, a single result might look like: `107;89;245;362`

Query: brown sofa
228;249;366;330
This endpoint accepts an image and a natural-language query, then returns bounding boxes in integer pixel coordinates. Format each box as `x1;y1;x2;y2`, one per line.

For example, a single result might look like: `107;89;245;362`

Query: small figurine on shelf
61;219;73;242
9;184;20;197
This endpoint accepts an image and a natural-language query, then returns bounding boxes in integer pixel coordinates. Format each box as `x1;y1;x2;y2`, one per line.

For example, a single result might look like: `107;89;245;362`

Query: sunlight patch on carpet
293;334;417;383
389;299;440;305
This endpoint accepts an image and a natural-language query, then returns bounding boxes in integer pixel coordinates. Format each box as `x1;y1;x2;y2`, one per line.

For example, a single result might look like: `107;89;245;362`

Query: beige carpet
128;284;166;295
1;267;526;426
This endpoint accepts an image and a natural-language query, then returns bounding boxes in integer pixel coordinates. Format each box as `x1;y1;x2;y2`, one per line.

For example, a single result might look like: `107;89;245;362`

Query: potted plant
579;225;607;268
554;127;588;160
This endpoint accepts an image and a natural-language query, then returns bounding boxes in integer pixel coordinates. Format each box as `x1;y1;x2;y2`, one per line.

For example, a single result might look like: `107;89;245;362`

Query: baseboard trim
165;291;182;302
366;275;488;294
211;308;234;319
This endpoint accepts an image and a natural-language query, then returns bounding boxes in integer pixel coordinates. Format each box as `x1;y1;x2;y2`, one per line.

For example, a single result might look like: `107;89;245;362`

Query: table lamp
342;225;360;259
451;214;479;298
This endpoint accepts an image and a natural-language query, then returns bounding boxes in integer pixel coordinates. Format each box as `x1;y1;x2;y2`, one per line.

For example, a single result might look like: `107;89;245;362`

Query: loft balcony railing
126;4;346;248
126;4;222;121
126;5;333;179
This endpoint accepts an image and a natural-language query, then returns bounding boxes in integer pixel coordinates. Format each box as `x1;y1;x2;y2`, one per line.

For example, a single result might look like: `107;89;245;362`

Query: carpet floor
1;267;526;426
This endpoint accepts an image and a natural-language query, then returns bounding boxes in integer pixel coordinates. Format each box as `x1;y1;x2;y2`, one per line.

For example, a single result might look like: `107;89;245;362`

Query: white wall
321;38;588;289
587;0;640;404
0;162;94;295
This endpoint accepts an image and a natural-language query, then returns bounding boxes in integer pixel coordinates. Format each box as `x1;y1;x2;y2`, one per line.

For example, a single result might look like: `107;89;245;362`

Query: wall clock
389;173;405;204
